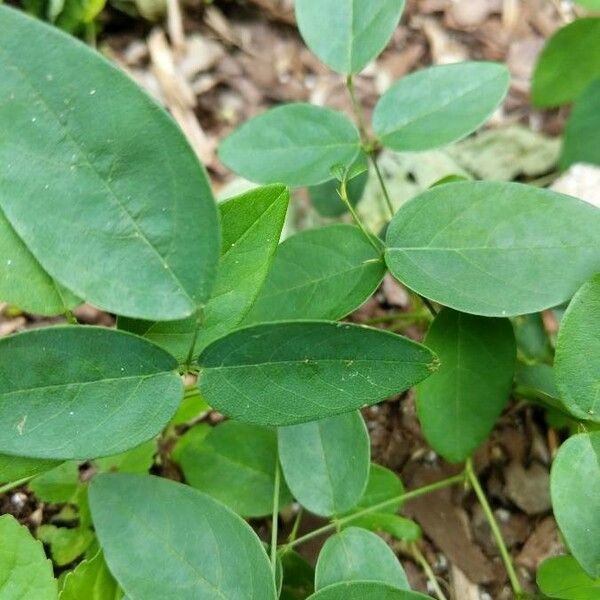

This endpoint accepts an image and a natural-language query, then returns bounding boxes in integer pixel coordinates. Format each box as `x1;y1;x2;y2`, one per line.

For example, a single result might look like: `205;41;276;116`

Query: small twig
465;458;523;598
411;543;448;600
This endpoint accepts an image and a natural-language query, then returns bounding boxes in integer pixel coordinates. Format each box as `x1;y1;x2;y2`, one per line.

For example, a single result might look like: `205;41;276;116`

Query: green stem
369;151;395;219
338;180;382;254
420;296;438;318
287;507;303;544
184;309;204;370
283;472;465;551
346;74;369;140
411;543;448;600
0;475;34;495
270;460;281;577
363;310;430;326
465;458;523;597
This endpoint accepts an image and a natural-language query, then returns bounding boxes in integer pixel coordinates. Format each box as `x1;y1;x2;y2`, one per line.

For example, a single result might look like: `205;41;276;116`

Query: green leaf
280;551;314;600
345;514;421;543
0;514;57;600
295;0;405;74
575;0;600;7
416;309;516;462
174;421;292;518
0;5;219;320
198;321;437;426
532;18;600;107
89;473;277;600
169;390;209;426
352;464;404;514
385;181;600;317
55;0;106;34
561;78;600;170
307;581;432;600
219;104;361;187
374;62;509;151
119;185;289;362
0;210;79;315
59;551;123;600
551;432;600;578
29;462;80;503
514;364;566;413
555;275;600;422
37;525;94;567
0;326;183;459
95;439;157;474
309;160;368;218
243;225;385;324
278;411;370;516
0;454;60;483
537;555;600;600
512;313;553;364
315;528;409;590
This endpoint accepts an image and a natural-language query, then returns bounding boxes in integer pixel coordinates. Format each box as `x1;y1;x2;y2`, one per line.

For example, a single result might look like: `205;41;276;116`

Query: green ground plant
0;1;599;598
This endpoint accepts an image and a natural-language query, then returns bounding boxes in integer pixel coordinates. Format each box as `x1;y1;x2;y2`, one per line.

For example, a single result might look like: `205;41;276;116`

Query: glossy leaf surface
307;581;432;600
374;62;509;151
315;528;409;590
219;104;361;187
119;185;289;362
537;555;600;600
0;5;219;320
561;79;600;170
551;433;600;578
198;321;437;426
417;309;516;462
295;0;405;74
555;275;600;422
532;18;600;107
385;181;600;316
0;327;182;459
278;411;370;516
243;225;385;324
90;473;277;600
0;514;57;600
175;421;292;517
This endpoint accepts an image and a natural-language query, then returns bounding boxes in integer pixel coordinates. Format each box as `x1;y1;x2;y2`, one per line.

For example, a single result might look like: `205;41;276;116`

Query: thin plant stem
346;74;369;140
338;180;382;254
283;472;465;551
465;458;523;598
270;460;281;577
287;507;304;544
363;310;430;326
0;475;34;495
184;308;204;370
369;151;395;219
411;543;448;600
421;296;439;318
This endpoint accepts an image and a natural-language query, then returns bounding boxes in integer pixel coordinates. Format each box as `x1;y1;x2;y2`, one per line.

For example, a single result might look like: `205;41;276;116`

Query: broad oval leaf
532;18;600;108
315;527;409;590
385;181;600;317
90;473;277;600
345;514;421;543
561;78;600;170
0;326;182;459
555;275;600;422
243;224;385;324
373;62;509;152
295;0;405;74
352;464;404;514
219;104;361;187
537;555;600;600
278;411;370;516
0;6;219;320
119;185;289;362
417;309;516;462
0;514;57;600
551;432;600;578
59;551;123;600
307;581;432;600
198;321;437;426
0;211;79;315
174;420;292;518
